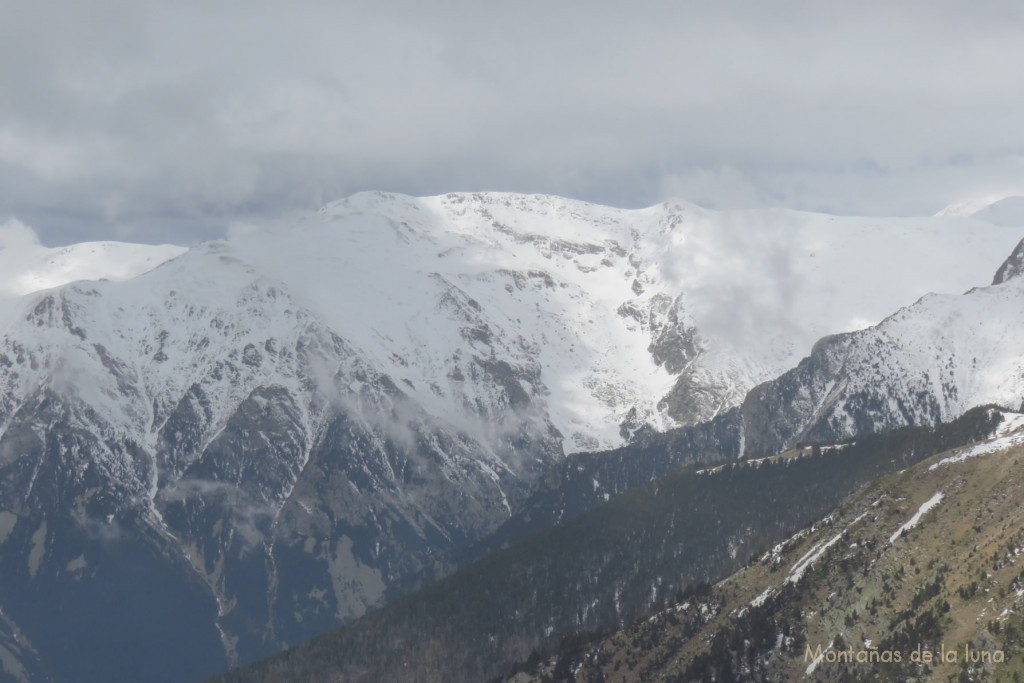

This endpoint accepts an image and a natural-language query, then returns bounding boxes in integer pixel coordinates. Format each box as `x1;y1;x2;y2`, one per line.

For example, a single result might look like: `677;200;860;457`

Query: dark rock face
738;333;854;458
992;237;1024;285
0;391;228;683
646;295;702;375
0;372;558;681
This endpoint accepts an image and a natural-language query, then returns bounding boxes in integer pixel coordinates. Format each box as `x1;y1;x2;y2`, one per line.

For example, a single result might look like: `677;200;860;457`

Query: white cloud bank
4;0;1024;243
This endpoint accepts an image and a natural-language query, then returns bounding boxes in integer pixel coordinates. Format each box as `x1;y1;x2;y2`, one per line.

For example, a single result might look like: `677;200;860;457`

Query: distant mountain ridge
936;194;1024;227
0;193;1021;682
0;218;185;300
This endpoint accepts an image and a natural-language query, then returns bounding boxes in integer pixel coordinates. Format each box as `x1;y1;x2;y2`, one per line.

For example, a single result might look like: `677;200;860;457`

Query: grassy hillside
510;413;1024;682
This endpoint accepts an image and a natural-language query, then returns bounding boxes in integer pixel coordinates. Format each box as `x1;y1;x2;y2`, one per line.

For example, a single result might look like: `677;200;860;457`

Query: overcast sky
3;0;1024;245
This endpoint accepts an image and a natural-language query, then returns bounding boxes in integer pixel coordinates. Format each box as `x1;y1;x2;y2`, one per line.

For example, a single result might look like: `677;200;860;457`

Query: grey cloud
4;1;1024;245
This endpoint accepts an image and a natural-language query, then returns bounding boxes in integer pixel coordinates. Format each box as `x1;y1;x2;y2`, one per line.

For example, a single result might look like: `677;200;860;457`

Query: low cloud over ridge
4;1;1024;244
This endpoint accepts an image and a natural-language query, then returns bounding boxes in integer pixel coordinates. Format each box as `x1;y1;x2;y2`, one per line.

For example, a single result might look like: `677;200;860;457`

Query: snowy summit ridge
223;190;1021;451
2;192;1021;454
0;218;184;308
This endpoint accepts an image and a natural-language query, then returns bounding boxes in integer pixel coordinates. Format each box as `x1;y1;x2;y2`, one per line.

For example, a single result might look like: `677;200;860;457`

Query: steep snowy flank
0;238;556;677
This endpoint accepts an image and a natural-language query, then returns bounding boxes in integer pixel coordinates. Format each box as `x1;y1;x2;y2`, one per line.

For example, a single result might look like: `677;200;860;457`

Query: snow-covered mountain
0;242;559;681
0;192;1021;682
0;218;185;301
936;194;1024;225
455;239;1024;563
226;191;1022;450
740;238;1024;458
2;193;1020;454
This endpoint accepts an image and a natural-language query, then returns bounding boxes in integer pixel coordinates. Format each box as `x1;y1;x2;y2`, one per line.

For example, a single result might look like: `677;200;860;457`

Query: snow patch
787;531;844;585
750;587;773;607
997;413;1024;437
929;416;1024;471
805;639;833;675
888;492;944;544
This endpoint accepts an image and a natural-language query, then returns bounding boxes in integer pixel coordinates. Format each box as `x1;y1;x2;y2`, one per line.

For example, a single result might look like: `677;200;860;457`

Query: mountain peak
973;195;1024;226
993;238;1024;285
0;221;186;301
935;194;1024;224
